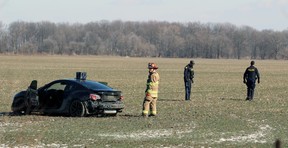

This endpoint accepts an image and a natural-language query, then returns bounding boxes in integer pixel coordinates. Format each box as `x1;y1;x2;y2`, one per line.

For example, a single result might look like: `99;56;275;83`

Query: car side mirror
29;80;37;90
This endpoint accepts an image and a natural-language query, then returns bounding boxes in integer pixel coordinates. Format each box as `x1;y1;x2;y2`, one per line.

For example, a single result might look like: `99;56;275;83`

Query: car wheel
69;100;86;117
12;97;27;115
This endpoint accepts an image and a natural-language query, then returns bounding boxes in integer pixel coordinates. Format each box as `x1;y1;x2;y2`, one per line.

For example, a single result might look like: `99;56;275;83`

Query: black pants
246;81;256;100
184;80;192;100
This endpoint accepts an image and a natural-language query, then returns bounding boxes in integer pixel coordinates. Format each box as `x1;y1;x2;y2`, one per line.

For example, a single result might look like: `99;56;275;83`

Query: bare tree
1;20;288;59
8;21;26;53
270;31;286;59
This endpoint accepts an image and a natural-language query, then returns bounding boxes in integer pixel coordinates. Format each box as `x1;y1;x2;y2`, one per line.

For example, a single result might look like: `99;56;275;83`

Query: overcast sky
0;0;288;31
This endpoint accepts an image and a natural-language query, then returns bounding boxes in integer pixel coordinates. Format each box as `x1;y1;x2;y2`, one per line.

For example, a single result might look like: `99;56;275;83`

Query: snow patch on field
0;122;23;127
0;122;23;132
0;143;80;148
213;124;273;144
99;127;195;140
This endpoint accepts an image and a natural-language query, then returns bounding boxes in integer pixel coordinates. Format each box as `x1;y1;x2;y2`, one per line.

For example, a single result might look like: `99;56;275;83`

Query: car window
64;84;82;92
47;82;67;91
83;80;113;90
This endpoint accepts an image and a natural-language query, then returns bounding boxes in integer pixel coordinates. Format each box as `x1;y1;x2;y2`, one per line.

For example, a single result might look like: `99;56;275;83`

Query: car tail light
90;94;101;101
119;95;124;101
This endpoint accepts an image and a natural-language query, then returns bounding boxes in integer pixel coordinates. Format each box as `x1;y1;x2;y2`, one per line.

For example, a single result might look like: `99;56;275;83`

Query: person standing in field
184;60;195;101
142;63;160;117
243;60;260;101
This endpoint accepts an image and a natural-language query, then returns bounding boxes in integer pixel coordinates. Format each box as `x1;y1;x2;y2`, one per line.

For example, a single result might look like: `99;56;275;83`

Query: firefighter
243;61;260;101
142;63;160;117
184;60;195;101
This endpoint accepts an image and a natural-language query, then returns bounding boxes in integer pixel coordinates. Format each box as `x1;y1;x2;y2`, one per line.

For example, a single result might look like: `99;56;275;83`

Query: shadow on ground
0;112;14;116
220;98;245;101
158;99;185;102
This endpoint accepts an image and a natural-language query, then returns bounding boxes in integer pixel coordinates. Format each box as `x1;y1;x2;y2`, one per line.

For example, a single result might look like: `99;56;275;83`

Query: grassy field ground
0;55;287;147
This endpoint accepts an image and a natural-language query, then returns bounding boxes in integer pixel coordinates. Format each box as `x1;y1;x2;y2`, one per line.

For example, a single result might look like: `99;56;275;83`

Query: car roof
62;79;115;91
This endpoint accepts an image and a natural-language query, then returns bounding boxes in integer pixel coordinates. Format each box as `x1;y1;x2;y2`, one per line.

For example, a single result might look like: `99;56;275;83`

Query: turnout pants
142;95;157;116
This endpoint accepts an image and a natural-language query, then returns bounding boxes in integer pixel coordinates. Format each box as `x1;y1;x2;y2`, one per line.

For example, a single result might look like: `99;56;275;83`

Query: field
0;55;287;148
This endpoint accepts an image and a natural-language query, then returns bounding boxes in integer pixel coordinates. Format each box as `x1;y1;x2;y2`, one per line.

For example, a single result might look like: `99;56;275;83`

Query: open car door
25;80;39;114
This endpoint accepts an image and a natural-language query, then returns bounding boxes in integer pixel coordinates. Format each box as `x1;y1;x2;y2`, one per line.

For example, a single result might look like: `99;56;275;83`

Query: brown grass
0;55;288;147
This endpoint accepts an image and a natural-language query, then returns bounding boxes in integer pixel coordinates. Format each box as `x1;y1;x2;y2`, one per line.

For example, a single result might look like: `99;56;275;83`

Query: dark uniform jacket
243;65;260;83
184;64;194;82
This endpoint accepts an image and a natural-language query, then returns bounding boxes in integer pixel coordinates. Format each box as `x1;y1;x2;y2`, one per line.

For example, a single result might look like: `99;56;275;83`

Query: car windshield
81;80;114;90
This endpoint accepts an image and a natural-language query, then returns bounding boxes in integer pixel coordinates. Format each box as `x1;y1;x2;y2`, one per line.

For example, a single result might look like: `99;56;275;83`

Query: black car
11;72;124;117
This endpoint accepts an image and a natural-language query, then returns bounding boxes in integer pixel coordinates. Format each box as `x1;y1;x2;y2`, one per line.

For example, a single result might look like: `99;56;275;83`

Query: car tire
69;100;86;117
12;97;27;115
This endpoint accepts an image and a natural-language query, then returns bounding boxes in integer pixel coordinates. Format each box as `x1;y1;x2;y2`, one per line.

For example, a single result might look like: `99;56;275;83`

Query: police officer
184;60;195;101
142;63;160;117
243;61;260;101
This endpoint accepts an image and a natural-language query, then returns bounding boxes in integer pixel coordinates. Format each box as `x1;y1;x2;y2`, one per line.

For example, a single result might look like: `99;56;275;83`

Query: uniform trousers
246;80;256;100
142;95;157;116
184;80;192;100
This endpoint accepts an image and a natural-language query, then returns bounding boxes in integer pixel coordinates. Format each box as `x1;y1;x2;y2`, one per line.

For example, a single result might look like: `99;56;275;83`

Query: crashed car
11;72;124;117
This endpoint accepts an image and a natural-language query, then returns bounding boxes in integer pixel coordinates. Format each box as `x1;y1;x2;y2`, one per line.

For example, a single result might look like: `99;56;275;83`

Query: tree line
0;20;287;59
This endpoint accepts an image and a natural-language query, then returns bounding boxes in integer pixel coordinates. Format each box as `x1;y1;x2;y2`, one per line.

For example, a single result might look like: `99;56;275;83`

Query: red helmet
148;63;158;69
